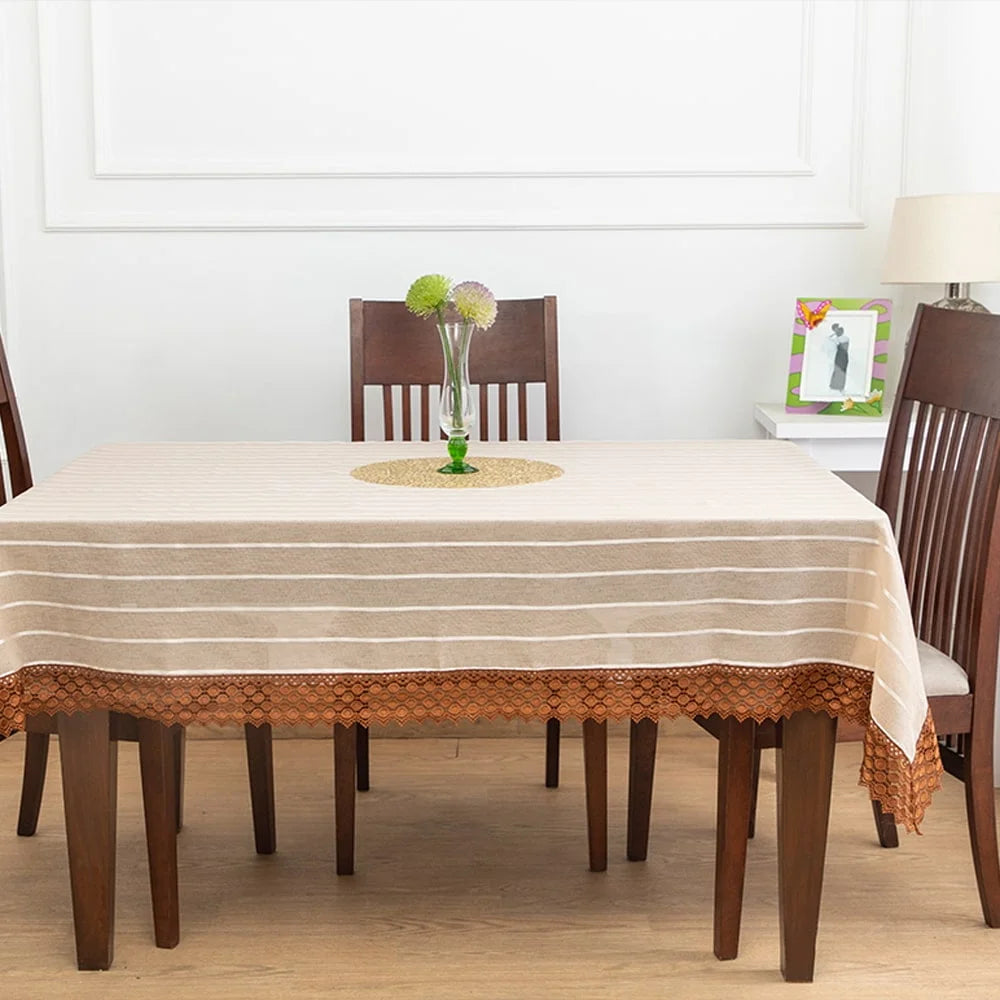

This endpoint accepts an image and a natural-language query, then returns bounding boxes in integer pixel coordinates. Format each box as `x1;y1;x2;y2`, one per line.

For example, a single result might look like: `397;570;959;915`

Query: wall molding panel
35;0;907;231
89;0;818;181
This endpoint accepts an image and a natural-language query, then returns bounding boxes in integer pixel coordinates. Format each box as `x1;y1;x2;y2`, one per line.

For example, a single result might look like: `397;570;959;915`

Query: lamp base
931;282;990;314
930;295;990;314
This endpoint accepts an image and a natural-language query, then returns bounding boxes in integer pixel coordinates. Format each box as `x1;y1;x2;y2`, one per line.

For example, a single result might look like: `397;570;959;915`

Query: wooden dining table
0;439;941;981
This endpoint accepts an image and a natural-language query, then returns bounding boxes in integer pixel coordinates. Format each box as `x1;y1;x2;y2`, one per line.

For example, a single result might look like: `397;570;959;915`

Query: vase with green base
404;274;497;474
437;320;478;474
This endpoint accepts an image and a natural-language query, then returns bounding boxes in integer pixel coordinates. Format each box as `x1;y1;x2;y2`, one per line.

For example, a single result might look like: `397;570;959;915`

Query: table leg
333;722;357;875
582;719;607;872
137;717;179;948
58;709;117;970
777;710;837;983
713;716;757;960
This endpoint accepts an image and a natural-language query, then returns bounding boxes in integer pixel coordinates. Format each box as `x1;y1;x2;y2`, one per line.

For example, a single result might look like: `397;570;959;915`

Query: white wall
0;0;915;479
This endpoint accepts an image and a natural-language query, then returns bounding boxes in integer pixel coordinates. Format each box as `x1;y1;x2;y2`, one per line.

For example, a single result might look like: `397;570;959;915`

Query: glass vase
437;321;478;474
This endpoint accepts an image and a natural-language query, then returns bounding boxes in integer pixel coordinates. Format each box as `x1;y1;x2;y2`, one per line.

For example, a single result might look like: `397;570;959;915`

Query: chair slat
420;385;430;441
877;398;913;528
479;385;489;441
937;413;988;657
498;383;509;442
382;385;394;441
899;402;933;594
924;409;968;650
401;385;412;441
909;404;949;632
518;384;528;440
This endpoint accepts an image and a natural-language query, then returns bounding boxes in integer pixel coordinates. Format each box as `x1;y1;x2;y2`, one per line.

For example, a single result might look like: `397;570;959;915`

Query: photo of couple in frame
785;298;892;416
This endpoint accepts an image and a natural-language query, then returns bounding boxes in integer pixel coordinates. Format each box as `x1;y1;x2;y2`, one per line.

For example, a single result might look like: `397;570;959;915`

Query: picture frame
785;298;892;415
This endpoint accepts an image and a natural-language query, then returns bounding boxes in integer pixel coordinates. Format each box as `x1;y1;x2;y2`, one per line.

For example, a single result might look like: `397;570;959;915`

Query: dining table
0;439;941;981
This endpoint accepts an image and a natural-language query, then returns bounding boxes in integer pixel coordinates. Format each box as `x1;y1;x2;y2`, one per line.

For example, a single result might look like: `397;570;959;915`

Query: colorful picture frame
785;298;891;415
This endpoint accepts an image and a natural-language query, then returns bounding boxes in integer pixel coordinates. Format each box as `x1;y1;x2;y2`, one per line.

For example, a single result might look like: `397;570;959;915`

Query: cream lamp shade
882;194;1000;313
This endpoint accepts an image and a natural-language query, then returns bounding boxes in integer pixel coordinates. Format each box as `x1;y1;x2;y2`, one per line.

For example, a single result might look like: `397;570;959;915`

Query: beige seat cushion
918;639;970;697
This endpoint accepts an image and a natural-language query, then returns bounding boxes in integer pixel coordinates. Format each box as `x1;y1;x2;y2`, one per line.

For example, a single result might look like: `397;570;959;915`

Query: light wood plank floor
1;719;998;999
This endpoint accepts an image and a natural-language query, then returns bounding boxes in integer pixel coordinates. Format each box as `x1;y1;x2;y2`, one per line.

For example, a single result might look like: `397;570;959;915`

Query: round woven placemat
350;456;564;489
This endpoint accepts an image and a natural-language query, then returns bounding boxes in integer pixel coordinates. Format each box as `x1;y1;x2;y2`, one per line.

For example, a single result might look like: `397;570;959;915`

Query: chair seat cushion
918;639;970;697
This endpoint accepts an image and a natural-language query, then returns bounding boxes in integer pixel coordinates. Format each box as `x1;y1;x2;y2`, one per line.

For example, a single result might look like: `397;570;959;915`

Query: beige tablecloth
0;440;941;826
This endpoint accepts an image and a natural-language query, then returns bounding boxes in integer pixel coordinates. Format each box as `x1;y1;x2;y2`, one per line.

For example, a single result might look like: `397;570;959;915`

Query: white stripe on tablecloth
10;627;883;645
0;534;885;550
0;597;881;614
0;566;883;582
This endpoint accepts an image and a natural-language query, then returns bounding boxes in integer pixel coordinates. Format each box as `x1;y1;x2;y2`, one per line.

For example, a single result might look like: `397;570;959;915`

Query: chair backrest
349;297;559;442
0;329;32;503
878;305;1000;702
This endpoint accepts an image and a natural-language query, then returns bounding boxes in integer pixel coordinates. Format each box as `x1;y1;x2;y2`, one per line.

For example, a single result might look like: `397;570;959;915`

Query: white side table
753;402;893;472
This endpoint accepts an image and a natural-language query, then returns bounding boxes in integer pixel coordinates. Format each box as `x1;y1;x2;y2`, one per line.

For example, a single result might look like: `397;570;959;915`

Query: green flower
452;281;498;330
405;274;452;317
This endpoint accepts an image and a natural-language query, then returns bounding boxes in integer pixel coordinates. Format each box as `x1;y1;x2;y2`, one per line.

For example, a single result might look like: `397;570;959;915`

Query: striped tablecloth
0;440;940;827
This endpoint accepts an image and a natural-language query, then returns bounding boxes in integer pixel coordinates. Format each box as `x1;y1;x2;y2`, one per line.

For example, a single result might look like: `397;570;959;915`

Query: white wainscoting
34;0;901;230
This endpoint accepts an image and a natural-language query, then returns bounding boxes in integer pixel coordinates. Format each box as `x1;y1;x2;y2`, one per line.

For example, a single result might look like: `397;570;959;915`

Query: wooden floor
1;719;998;998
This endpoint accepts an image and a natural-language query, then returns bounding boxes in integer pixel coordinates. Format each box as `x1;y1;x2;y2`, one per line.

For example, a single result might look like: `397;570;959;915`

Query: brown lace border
0;663;942;829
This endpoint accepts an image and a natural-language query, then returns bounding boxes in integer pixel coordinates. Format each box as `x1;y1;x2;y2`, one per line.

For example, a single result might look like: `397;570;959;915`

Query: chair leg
713;717;757;961
355;724;370;792
965;750;1000;926
172;727;185;834
244;723;276;855
137;718;180;949
17;731;50;836
582;719;607;872
333;722;357;876
747;746;762;840
626;718;658;861
544;718;560;788
871;799;899;848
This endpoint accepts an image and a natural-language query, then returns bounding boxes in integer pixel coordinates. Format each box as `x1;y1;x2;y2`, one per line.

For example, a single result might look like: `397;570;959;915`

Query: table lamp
882;193;1000;313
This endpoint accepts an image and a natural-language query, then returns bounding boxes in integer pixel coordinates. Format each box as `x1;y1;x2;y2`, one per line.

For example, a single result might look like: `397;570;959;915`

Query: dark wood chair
628;304;1000;958
315;296;568;876
0;326;275;945
0;329;188;945
349;296;562;793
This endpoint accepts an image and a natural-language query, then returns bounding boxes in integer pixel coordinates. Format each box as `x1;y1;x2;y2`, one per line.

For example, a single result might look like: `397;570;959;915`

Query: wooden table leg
137;717;179;949
777;710;837;983
714;716;757;960
58;710;117;970
582;719;607;872
333;722;357;875
626;718;658;862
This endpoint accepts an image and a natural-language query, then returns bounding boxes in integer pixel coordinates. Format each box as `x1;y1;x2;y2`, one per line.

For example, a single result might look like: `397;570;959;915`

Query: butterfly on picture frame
796;299;832;330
